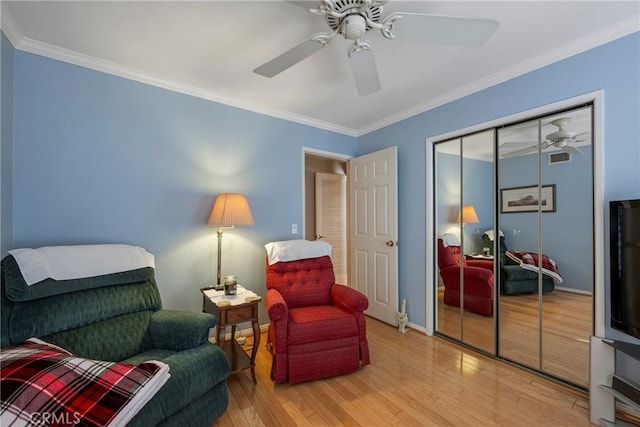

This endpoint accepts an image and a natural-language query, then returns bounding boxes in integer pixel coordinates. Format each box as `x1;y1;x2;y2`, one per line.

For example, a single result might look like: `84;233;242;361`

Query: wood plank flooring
437;289;592;388
212;318;591;426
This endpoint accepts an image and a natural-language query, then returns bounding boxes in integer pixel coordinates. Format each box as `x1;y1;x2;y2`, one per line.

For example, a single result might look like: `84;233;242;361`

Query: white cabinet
590;337;640;426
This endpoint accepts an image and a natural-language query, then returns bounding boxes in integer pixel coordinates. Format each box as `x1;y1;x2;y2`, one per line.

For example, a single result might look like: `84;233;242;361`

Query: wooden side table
201;289;261;384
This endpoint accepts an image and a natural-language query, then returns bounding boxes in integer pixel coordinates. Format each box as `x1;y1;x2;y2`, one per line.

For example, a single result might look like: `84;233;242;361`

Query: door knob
316;235;323;240
386;240;397;247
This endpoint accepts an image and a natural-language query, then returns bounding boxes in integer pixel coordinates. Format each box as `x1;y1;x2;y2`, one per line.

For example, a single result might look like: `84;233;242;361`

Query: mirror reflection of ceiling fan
500;117;590;159
253;0;499;96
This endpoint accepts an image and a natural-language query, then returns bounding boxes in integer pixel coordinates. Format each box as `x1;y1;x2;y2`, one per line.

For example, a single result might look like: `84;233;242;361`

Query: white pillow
482;229;504;242
439;233;460;247
265;240;331;265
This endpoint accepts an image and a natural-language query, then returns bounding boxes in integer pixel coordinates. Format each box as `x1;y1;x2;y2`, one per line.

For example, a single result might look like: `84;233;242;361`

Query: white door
349;147;398;325
315;172;347;284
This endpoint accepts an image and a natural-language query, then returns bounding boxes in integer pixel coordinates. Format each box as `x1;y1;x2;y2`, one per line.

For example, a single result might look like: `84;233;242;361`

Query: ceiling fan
253;0;499;96
500;117;590;159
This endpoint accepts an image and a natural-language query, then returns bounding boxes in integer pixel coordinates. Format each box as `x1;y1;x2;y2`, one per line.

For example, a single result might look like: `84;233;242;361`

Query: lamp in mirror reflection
456;205;480;228
208;193;254;288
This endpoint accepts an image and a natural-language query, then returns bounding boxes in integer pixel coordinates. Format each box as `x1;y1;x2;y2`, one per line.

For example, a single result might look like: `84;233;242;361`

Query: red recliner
437;238;494;316
265;254;370;384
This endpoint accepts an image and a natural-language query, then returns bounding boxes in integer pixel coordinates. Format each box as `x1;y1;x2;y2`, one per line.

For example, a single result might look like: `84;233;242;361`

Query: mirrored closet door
434;104;594;389
497;105;594;387
435;130;496;355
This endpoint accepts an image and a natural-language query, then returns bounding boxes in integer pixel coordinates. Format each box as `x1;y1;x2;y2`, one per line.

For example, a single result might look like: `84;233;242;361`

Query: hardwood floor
212;317;591;426
437;289;592;388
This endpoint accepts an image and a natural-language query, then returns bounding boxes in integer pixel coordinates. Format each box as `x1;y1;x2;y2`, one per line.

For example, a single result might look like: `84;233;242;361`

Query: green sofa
0;254;230;426
482;233;554;295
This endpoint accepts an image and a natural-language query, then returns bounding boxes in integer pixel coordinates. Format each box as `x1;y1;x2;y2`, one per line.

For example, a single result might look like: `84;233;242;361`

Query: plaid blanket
505;251;563;283
1;339;170;427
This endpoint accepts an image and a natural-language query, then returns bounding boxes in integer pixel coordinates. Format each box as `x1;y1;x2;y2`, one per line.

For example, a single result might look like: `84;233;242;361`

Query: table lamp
456;205;480;228
208;193;254;289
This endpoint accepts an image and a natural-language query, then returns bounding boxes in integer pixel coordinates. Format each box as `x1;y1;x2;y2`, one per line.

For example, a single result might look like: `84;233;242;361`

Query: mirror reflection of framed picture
500;184;556;213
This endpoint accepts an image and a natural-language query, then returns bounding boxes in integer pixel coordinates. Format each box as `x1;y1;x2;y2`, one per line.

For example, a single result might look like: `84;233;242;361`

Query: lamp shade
208;193;254;227
456;205;480;224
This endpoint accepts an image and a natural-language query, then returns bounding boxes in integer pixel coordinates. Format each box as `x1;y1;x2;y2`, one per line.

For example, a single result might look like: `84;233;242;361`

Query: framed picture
500;184;556;213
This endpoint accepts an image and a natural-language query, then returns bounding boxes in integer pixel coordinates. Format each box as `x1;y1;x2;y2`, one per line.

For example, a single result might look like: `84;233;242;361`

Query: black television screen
610;199;640;339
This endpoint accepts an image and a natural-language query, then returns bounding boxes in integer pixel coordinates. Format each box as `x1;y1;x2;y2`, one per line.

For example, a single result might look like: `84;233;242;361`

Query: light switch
291;224;298;234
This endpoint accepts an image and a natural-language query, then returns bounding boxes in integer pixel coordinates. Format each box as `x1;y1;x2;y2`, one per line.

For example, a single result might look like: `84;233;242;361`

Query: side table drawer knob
228;307;252;323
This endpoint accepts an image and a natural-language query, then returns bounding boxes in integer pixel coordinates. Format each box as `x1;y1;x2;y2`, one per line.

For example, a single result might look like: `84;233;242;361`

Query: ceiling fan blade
500;141;538;148
349;47;380;96
502;145;537;159
386;12;499;47
574;131;590;142
254;36;327;78
286;0;316;9
564;145;583;155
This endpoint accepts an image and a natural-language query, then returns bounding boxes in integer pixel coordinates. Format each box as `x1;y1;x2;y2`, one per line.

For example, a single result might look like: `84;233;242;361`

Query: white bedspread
8;244;155;286
265;240;331;265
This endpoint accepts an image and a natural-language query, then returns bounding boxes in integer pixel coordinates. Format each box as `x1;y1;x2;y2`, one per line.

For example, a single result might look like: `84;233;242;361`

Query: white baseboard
406;322;427;334
218;321;428;341
555;286;593;296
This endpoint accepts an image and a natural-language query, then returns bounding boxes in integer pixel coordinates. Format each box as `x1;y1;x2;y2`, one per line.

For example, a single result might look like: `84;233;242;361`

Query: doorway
431;99;600;389
304;147;400;326
304;151;349;284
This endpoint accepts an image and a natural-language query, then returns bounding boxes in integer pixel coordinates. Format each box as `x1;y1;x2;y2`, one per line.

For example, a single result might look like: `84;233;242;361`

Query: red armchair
265;254;370;384
437;238;494;316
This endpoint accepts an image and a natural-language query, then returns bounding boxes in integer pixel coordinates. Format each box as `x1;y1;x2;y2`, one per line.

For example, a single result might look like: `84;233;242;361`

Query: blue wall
3;30;639;342
1;33;14;257
358;32;640;340
436;151;493;255
10;49;356;319
499;146;593;292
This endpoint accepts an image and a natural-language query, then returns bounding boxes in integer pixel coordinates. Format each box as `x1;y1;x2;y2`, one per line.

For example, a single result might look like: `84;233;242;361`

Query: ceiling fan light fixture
342;14;367;40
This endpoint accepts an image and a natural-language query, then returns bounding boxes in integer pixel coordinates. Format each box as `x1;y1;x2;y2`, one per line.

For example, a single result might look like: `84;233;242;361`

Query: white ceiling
2;1;639;136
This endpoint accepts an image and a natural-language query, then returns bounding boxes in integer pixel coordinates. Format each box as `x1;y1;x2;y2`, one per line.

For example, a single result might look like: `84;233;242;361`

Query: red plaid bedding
506;251;563;283
1;339;170;427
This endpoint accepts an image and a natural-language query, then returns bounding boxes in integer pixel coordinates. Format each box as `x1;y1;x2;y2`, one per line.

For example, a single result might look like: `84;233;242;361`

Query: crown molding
3;9;637;139
357;15;640;136
10;37;358;138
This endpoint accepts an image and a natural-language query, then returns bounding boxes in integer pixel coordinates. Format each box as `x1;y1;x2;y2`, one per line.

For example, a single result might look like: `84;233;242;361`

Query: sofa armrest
148;309;217;351
332;284;369;313
265;288;288;321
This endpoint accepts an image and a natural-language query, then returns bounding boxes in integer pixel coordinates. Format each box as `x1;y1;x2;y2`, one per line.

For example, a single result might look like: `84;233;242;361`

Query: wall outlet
291;224;298;234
